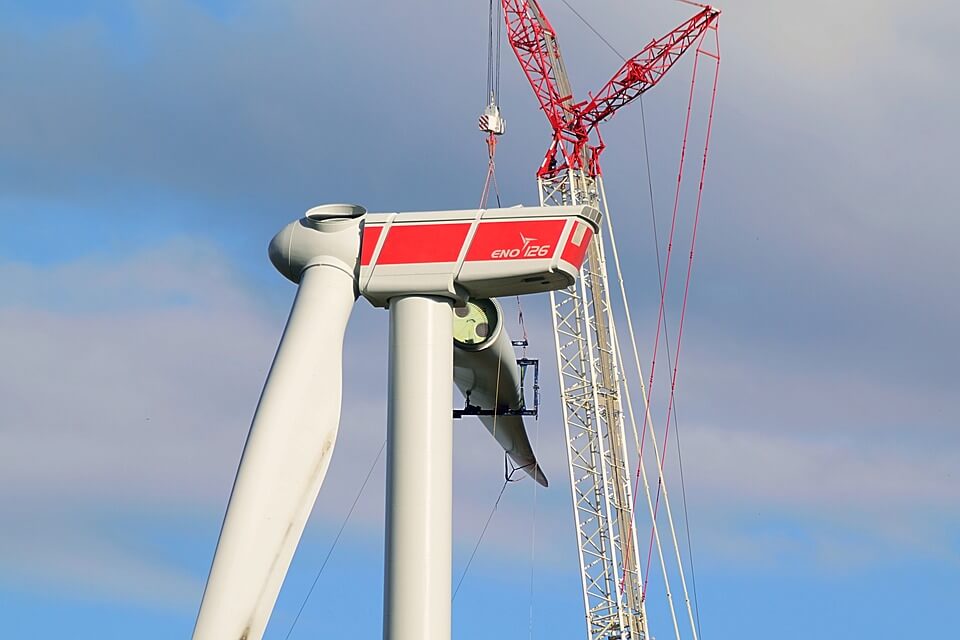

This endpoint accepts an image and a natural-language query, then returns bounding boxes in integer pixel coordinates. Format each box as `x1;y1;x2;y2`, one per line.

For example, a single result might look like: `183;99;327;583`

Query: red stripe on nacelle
464;219;565;262
360;225;383;266
375;223;471;265
560;223;593;268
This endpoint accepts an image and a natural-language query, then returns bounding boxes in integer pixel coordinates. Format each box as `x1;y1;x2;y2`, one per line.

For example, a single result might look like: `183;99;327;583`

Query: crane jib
501;1;719;179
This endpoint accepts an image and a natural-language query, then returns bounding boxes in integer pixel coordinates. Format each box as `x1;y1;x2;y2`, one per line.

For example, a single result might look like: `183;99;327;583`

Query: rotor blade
453;303;548;487
192;264;356;640
479;413;548;487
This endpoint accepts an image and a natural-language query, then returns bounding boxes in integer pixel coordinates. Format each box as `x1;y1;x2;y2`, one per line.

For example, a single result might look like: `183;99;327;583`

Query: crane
496;3;721;639
188;3;720;639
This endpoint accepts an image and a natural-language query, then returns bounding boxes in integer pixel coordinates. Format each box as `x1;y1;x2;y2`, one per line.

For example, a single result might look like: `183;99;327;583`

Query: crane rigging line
636;50;697;597
496;0;502;100
601;177;685;640
484;4;720;640
638;89;703;640
486;0;498;103
647;20;720;539
553;0;707;631
283;439;387;640
479;142;503;209
590;16;718;640
640;23;719;623
527;391;542;640
636;36;699;464
556;0;626;61
479;1;503;210
545;4;703;637
638;92;702;634
454;351;534;605
546;20;700;620
453;475;509;601
534;2;712;637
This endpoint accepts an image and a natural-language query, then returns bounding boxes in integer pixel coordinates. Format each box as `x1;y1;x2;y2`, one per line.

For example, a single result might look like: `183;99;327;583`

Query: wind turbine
192;202;599;640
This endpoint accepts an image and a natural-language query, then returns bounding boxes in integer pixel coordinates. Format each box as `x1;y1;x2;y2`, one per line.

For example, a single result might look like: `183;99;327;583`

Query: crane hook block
478;103;506;136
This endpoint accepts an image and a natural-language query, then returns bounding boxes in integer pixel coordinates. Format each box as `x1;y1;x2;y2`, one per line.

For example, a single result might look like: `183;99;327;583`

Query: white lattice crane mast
499;3;720;639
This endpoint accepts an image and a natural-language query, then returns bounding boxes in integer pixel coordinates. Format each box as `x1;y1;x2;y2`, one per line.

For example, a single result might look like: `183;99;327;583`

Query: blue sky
1;0;957;638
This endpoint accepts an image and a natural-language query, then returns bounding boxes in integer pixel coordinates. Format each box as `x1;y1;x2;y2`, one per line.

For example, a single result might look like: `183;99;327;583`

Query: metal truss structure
543;169;646;640
500;2;721;639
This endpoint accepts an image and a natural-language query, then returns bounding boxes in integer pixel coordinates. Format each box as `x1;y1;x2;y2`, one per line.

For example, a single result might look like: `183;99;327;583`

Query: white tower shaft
384;295;454;640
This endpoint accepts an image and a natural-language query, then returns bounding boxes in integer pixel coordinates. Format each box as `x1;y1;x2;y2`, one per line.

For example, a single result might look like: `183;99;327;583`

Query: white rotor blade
192;264;355;640
453;308;547;487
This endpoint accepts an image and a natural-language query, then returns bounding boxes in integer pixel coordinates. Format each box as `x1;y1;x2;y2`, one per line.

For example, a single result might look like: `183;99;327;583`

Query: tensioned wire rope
637;89;703;639
453;301;542;605
600;49;718;640
474;3;542;626
284;439;386;640
604;30;721;640
286;320;535;636
629;26;720;640
546;0;707;637
284;313;528;635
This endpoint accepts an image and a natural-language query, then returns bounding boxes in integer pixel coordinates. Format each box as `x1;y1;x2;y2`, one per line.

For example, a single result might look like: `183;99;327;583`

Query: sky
0;0;957;638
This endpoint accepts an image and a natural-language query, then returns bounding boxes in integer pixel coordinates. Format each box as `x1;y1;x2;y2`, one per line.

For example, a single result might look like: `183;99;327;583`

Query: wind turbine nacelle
269;204;599;306
358;205;599;307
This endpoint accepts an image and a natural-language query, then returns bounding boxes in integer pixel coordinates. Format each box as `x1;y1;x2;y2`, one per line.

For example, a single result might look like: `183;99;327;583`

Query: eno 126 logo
491;233;552;259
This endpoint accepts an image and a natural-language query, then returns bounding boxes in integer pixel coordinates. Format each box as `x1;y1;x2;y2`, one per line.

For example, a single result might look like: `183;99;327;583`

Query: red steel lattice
501;1;719;179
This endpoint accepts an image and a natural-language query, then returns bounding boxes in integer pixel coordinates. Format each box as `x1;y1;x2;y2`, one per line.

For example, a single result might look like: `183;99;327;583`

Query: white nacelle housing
358;204;600;307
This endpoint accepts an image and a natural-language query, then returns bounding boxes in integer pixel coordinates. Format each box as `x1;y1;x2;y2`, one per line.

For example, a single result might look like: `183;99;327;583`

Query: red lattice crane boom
502;1;719;178
583;8;718;125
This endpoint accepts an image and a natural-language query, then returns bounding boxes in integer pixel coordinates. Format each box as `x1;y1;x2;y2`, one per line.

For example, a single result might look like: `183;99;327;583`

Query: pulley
478;99;506;136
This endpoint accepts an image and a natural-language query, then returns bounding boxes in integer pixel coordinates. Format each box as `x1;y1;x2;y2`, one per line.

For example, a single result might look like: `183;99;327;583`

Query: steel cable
284;439;387;639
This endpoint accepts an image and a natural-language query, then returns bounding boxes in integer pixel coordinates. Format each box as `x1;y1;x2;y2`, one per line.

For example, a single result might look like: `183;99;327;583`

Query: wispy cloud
1;0;957;621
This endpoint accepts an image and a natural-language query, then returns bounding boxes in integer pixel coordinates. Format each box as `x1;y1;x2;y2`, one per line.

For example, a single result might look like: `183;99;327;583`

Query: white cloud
0;241;279;606
1;0;958;617
675;421;960;570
